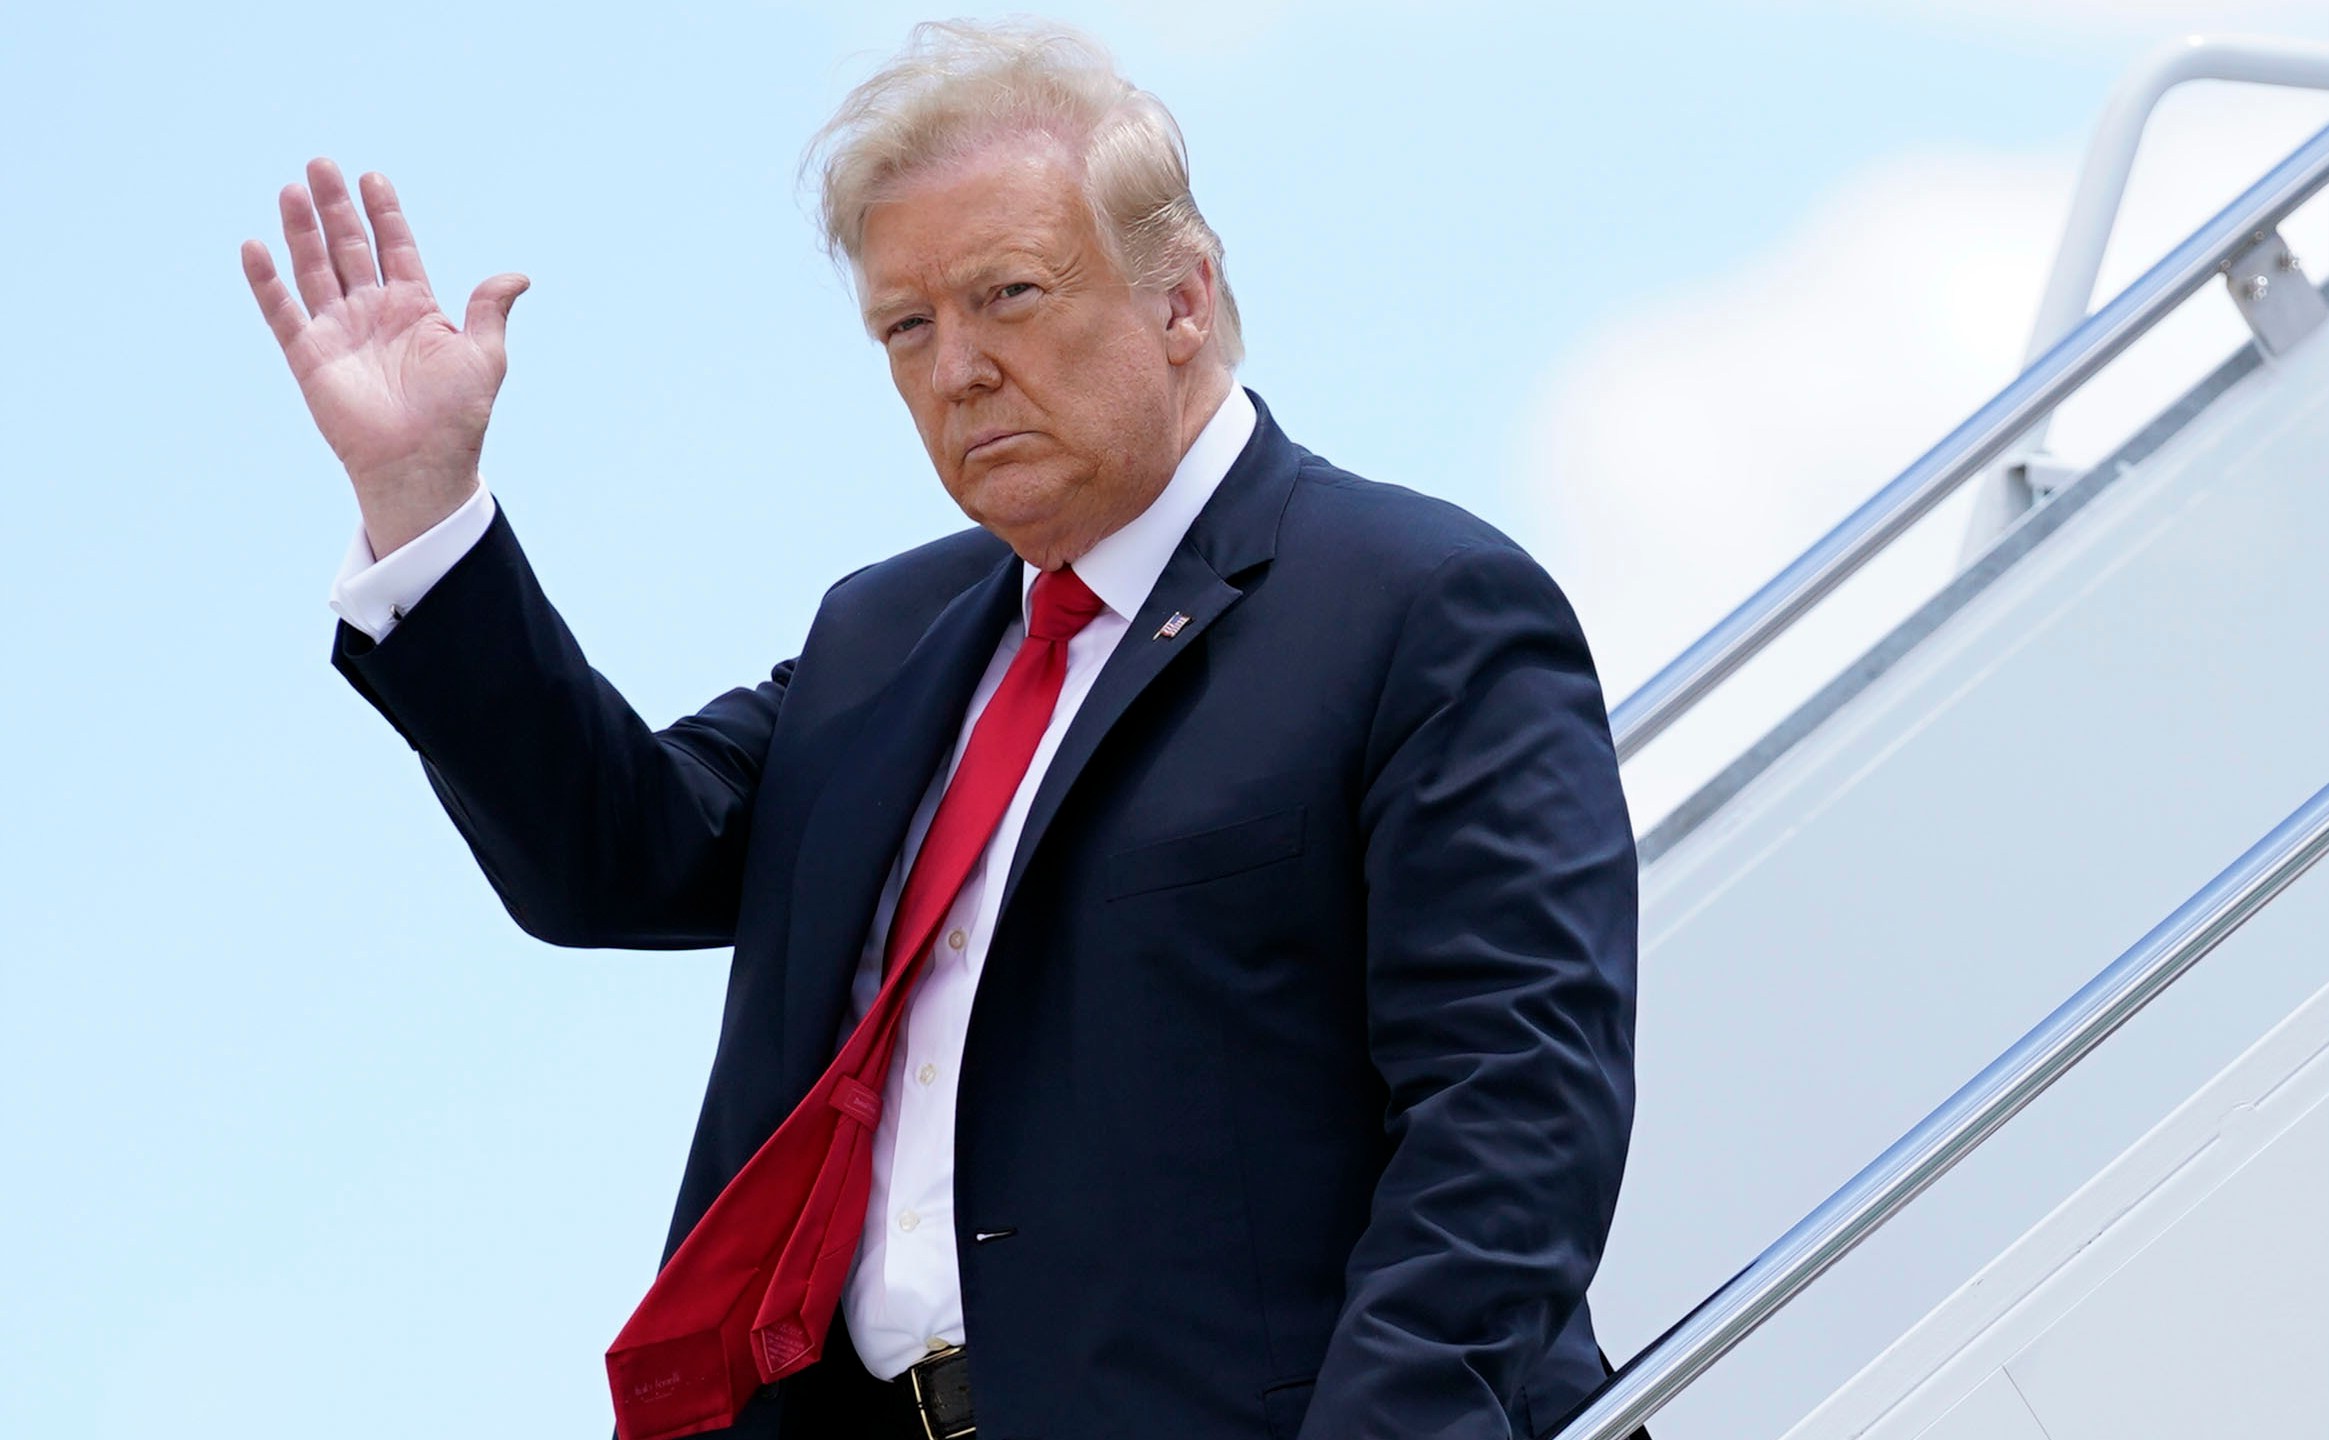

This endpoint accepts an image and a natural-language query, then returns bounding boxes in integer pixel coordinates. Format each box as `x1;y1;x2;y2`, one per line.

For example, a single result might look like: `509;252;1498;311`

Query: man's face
856;139;1192;568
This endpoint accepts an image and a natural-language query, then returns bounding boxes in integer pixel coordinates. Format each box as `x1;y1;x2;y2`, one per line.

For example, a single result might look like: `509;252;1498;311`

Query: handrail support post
1965;36;2329;558
2224;228;2328;356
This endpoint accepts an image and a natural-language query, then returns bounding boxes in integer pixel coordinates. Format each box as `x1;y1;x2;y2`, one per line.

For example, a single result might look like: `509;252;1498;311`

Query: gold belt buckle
908;1342;975;1440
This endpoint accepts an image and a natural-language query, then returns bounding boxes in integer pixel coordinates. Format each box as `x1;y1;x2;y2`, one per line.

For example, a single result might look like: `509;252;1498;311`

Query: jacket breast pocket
1104;805;1306;900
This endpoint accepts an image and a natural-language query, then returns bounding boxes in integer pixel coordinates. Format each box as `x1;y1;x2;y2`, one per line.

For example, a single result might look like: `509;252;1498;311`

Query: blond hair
805;18;1245;367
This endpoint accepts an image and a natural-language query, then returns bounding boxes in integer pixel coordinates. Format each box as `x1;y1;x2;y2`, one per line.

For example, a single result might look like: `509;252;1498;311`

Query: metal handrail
1552;779;2329;1440
2027;37;2329;379
1608;119;2329;761
1964;35;2329;556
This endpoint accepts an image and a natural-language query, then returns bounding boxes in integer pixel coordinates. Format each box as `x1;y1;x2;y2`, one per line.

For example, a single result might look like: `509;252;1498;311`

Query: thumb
464;272;531;353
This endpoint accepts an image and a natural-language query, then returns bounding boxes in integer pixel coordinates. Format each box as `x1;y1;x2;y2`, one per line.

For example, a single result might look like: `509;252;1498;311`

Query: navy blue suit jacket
334;395;1638;1439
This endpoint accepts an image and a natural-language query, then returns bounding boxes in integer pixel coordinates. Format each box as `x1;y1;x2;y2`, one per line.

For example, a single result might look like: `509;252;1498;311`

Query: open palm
243;158;527;554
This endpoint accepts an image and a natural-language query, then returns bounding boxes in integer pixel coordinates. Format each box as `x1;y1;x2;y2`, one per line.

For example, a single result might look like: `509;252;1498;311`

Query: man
243;20;1637;1440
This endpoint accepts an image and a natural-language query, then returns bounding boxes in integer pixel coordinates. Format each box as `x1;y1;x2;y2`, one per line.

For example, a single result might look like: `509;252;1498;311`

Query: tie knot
1026;566;1107;643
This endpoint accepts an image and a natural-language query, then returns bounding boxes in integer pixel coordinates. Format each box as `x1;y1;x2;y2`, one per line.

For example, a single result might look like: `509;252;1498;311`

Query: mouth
963;429;1033;463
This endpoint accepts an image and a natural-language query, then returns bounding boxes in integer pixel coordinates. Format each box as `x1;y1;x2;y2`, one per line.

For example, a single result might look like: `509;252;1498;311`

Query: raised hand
242;158;529;556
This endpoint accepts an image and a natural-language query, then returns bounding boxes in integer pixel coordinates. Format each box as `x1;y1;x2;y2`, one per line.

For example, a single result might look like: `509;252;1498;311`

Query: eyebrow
859;291;924;334
859;246;1060;332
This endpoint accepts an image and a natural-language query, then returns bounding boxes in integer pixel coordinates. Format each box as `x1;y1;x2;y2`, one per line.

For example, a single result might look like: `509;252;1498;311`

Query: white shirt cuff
329;486;499;642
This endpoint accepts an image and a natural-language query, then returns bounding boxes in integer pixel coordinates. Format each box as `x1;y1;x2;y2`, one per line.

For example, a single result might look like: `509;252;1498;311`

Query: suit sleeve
332;506;791;950
1302;541;1639;1439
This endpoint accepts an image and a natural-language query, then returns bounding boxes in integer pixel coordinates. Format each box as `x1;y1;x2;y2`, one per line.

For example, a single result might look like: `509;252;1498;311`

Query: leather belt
902;1343;975;1440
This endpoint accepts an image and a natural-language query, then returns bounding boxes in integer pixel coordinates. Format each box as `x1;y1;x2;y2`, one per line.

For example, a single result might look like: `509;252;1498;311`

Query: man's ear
1161;257;1217;366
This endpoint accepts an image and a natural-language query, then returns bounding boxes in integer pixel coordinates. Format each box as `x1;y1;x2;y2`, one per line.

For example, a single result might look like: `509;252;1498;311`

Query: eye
994;281;1037;303
885;315;929;341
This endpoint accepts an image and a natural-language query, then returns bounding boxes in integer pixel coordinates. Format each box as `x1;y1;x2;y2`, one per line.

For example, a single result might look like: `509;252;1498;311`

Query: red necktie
605;567;1109;1440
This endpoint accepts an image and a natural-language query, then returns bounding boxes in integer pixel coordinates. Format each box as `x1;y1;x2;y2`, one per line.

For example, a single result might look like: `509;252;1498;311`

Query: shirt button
926;1336;950;1354
947;929;967;951
898;1210;921;1233
917;1062;938;1086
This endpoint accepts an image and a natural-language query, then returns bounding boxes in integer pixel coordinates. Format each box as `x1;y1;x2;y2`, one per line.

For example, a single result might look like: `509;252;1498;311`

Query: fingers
307;157;380;295
279;182;339;316
240;239;308;352
359;171;433;292
463;273;532;358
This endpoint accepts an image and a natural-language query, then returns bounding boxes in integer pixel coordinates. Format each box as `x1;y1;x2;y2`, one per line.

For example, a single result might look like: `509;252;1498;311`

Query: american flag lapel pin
1154;611;1192;640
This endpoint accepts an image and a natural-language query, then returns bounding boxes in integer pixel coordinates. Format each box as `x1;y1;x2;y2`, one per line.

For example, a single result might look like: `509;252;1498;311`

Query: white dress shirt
329;484;501;642
327;386;1259;1379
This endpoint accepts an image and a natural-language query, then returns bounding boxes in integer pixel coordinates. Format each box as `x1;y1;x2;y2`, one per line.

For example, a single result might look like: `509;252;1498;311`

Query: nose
931;320;1001;400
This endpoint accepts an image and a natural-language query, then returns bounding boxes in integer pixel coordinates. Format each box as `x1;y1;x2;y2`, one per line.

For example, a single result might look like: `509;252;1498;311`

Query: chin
954;461;1084;533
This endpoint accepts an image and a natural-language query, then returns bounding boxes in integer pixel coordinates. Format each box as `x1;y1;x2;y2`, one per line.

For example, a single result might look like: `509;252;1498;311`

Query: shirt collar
1019;385;1259;625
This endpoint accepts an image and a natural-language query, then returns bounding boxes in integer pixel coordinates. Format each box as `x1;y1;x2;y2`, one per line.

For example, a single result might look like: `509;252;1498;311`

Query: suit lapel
779;554;1022;1091
997;392;1304;914
998;549;1239;912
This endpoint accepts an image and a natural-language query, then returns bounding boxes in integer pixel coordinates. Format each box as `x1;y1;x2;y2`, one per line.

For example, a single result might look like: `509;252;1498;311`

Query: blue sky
7;3;2329;1435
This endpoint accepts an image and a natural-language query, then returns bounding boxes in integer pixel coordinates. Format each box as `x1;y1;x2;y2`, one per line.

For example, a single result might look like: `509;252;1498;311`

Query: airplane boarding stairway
1555;37;2329;1440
